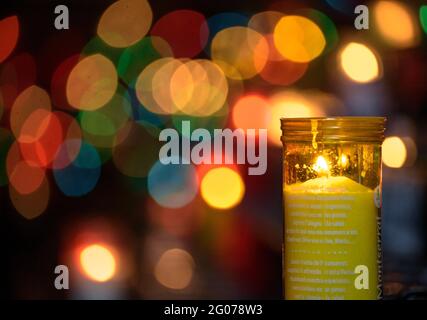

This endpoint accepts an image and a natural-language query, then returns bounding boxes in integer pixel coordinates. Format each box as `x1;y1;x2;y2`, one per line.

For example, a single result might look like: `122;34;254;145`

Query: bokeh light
211;26;269;80
249;11;283;35
205;12;249;54
18;109;64;168
151;10;208;58
382;136;407;168
97;0;152;48
6;140;46;196
53;141;101;197
421;5;427;35
0;16;19;63
170;59;228;116
79;94;130;149
274;15;326;63
135;57;177;114
340;42;381;83
118;36;172;85
171;109;229;139
259;35;308;86
249;11;311;86
8;159;45;195
51;55;80;111
9;174;50;219
82;36;123;67
0;53;37;111
201;167;244;210
232;94;271;131
374;1;419;48
154;248;195;290
10;85;51;139
66;54;118;111
148;158;198;209
303;9;338;54
80;244;117;282
268;91;325;146
50;113;82;169
151;59;186;114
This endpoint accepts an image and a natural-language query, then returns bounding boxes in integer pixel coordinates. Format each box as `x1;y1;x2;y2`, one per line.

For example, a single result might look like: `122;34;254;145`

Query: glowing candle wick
313;155;330;176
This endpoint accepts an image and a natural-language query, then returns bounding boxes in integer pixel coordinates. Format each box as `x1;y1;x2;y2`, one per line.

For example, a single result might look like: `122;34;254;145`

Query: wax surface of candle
284;176;380;300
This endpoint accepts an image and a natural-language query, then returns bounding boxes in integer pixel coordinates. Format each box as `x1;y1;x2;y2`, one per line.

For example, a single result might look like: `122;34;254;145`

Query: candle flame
313;155;329;175
340;154;349;168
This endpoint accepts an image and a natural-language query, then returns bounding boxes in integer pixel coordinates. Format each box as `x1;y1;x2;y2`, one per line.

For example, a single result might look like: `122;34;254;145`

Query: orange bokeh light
232;94;271;131
0;16;19;63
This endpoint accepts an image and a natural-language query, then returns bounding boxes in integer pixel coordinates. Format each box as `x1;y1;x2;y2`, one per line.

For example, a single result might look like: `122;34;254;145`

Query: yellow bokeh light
170;59;228;116
97;0;153;48
66;54;118;111
374;1;419;48
274;15;326;63
201;167;245;210
135;57;175;115
155;248;195;290
152;58;183;114
80;244;117;282
268;92;325;146
211;26;269;80
382;136;407;168
340;42;380;83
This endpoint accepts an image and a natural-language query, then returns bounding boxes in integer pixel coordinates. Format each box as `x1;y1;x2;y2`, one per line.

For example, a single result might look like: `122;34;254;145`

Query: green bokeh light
420;5;427;34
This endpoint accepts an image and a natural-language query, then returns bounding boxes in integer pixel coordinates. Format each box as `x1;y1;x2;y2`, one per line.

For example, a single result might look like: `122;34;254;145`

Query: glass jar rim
281;116;386;143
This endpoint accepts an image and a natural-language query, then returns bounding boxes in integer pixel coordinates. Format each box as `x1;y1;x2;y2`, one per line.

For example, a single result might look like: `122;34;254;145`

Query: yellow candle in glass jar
284;176;380;300
281;117;386;300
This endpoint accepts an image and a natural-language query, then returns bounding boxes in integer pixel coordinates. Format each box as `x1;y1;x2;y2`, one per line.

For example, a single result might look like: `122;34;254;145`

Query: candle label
284;176;380;300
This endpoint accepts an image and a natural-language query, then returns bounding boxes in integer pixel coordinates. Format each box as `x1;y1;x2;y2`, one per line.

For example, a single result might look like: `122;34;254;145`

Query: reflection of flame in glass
340;154;349;169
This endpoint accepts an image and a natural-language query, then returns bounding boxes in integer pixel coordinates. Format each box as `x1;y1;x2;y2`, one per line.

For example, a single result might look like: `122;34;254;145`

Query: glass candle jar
281;117;386;300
